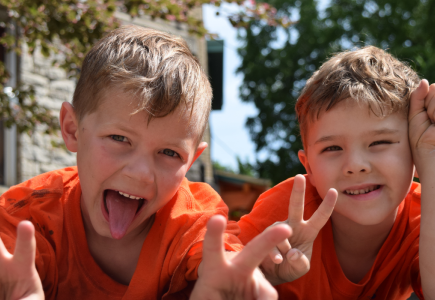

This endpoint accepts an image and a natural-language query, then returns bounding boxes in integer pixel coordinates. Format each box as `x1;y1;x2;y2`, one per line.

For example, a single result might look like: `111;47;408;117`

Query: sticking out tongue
105;190;140;239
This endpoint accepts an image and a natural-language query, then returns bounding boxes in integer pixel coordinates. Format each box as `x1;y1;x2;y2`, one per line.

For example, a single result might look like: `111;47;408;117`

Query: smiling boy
0;25;291;300
237;46;434;299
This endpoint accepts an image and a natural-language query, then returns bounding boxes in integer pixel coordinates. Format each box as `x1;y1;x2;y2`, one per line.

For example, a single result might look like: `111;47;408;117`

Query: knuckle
272;221;285;227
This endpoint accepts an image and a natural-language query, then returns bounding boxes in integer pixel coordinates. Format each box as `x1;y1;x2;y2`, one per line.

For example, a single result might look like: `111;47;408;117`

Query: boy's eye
370;140;392;146
162;149;179;157
110;135;128;143
323;145;342;152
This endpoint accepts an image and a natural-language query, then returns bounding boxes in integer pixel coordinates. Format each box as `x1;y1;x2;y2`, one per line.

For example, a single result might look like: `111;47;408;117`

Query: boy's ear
189;142;208;169
60;102;79;153
298;150;316;187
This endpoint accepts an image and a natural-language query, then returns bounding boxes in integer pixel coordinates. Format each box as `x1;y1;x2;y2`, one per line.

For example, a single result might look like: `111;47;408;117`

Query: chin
352;218;384;226
349;212;393;226
90;217;112;238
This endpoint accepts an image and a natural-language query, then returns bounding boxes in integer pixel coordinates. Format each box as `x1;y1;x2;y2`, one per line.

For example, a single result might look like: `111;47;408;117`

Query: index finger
232;224;292;270
307;188;337;231
201;215;227;271
288;175;306;225
424;84;435;123
409;79;429;122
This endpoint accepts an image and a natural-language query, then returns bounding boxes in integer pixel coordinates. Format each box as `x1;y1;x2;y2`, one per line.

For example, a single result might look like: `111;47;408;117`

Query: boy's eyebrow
314;135;338;145
314;128;400;145
370;128;400;136
107;122;139;136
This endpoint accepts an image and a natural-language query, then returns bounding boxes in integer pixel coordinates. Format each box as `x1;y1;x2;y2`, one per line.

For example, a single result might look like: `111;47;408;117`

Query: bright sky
203;0;329;171
203;4;258;171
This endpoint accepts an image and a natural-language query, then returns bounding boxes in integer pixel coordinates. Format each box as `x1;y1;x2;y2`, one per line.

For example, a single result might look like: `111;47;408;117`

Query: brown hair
72;25;212;139
295;46;420;147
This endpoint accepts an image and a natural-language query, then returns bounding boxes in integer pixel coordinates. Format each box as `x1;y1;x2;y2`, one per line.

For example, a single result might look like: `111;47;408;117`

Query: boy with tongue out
0;25;294;300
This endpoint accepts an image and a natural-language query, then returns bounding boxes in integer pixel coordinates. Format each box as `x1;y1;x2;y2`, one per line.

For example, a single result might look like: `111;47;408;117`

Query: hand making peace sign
260;175;337;286
190;215;292;300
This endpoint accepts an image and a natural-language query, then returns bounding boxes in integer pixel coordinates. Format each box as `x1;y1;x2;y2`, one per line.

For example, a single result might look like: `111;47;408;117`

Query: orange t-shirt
238;176;423;300
0;167;243;300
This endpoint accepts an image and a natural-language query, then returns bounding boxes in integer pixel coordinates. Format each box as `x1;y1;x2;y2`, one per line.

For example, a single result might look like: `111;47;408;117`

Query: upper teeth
119;191;143;200
345;185;378;195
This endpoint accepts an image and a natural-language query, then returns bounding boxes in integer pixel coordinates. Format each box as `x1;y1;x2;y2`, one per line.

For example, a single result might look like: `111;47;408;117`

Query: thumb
409;79;429;121
14;221;36;267
201;215;226;270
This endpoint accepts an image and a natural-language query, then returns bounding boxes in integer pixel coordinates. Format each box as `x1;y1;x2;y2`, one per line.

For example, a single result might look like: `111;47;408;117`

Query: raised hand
408;79;435;175
0;221;44;300
190;215;292;300
261;175;337;286
409;80;435;300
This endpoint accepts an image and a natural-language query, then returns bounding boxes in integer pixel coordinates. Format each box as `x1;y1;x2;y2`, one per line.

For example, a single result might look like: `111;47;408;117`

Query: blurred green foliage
213;160;234;173
236;156;257;177
0;0;292;135
237;0;435;184
213;156;257;177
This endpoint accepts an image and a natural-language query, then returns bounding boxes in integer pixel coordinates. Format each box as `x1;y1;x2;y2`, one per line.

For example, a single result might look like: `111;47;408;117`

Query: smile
344;185;380;195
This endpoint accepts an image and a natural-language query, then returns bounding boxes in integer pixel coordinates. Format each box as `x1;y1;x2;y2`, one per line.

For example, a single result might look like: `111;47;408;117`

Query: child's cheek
158;161;188;194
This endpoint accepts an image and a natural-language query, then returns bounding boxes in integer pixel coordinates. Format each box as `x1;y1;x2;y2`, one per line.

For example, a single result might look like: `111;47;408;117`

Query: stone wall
18;43;76;182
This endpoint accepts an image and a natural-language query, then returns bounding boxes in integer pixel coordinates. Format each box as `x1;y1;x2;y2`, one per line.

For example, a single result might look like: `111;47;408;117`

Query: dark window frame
0;25;5;184
207;40;224;111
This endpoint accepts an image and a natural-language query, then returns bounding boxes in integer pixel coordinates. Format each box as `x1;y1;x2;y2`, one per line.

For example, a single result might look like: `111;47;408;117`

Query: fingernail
290;252;300;261
275;254;283;262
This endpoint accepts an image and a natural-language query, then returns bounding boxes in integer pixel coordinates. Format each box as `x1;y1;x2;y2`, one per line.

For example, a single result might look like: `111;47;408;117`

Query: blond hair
296;46;420;147
72;25;212;139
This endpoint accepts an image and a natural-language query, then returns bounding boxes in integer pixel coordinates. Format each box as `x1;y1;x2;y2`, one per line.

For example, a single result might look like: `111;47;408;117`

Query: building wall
18;43;76;182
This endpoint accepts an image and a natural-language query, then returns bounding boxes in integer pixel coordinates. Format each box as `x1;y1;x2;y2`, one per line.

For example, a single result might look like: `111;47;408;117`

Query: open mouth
344;185;381;195
103;189;145;215
102;189;146;239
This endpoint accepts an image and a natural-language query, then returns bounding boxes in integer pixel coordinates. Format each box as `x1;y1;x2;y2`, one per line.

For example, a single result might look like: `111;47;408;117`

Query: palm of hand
409;81;435;146
0;221;44;300
408;80;435;174
262;175;337;285
272;221;317;283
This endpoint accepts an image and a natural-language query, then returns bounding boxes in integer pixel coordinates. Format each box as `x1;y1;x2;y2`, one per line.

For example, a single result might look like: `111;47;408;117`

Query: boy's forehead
89;87;200;137
304;99;407;145
308;98;406;125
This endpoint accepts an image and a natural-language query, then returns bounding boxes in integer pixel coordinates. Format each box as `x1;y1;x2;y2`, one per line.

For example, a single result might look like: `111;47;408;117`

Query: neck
331;208;397;283
81;199;155;285
332;211;396;256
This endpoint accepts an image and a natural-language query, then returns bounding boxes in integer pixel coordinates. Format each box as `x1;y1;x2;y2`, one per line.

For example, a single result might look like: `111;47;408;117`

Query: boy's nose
346;168;366;174
342;152;371;175
123;156;155;184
